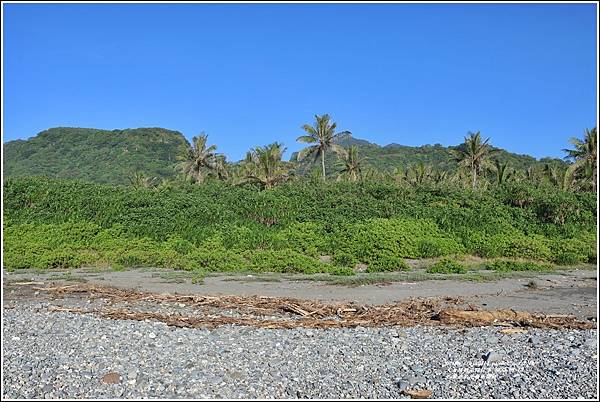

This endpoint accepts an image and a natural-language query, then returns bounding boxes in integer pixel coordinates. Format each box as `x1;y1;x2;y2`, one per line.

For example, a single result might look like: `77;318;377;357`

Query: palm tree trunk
321;151;326;182
472;169;477;190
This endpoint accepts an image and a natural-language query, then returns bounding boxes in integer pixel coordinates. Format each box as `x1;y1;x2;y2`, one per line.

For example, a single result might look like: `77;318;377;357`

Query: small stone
396;380;410;391
148;332;157;339
411;365;425;373
483;351;503;363
101;372;121;384
408;376;426;385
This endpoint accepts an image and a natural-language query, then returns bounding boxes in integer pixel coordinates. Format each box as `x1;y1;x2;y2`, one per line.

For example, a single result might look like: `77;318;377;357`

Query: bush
332;218;465;267
366;252;409;272
245;249;326;274
553;252;580;266
465;232;553;261
328;266;356;276
2;178;596;272
332;252;358;268
486;260;553;272
550;234;596;264
426;258;466;274
274;222;328;256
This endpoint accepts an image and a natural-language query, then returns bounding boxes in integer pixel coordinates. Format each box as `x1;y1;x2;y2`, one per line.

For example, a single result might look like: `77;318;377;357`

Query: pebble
1;301;597;399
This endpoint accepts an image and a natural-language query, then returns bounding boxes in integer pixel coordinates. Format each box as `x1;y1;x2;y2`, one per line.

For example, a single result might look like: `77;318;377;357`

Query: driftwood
22;283;595;330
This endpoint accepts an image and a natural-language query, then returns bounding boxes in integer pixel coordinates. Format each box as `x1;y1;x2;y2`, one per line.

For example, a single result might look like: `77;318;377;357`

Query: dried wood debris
14;283;596;330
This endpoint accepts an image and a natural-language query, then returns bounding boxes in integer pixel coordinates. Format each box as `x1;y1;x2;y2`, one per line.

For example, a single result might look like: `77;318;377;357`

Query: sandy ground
2;267;597;319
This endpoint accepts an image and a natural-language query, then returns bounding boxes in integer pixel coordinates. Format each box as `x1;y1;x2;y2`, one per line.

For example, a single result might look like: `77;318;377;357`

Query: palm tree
177;133;220;183
430;169;448;185
128;172;158;188
214;154;229;181
408;162;431;186
296;114;351;181
563;127;597;192
238;142;291;189
491;160;514;186
337;146;362;182
543;163;577;191
451;131;493;189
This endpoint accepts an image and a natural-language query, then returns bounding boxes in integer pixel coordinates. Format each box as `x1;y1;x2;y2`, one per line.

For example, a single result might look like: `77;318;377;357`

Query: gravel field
2;301;598;399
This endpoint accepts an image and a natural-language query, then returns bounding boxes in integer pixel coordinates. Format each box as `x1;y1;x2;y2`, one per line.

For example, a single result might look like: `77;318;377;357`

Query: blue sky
3;3;597;160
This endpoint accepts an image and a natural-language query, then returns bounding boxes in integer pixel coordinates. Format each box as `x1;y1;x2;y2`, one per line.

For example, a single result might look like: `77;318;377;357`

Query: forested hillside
290;133;566;176
4;126;568;185
3;127;190;185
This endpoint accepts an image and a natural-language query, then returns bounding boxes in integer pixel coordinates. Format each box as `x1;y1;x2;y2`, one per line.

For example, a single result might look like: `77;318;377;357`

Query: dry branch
28;283;595;330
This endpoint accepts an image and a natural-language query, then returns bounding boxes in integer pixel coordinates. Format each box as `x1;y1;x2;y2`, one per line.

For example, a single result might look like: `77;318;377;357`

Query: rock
411;365;425;373
528;336;541;345
402;389;433;399
482;351;503;363
499;328;528;334
396;380;410;390
408;376;426;385
148;332;157;339
101;372;121;384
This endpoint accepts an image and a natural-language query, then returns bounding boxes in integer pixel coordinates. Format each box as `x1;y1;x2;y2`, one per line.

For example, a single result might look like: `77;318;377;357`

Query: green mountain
3;127;190;185
4;127;566;185
290;133;566;175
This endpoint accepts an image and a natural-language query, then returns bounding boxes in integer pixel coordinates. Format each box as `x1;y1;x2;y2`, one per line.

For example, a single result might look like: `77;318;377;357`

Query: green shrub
466;232;553;261
502;234;552;261
426;258;466;274
274;222;328;256
553;252;580;266
333;218;464;267
550;234;596;264
2;178;597;272
486;260;553;272
332;251;358;267
188;248;246;271
245;249;326;274
366;252;409;272
328;266;356;276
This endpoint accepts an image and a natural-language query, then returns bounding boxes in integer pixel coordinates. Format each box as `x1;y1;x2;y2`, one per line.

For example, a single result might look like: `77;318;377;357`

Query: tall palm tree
451;131;493;189
491;160;514;186
296;114;351;181
337;146;362;182
238;142;291;189
563;127;597;192
177;133;219;183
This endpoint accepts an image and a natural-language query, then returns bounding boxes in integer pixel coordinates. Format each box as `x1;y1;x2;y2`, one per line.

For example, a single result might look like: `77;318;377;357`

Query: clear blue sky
3;3;597;160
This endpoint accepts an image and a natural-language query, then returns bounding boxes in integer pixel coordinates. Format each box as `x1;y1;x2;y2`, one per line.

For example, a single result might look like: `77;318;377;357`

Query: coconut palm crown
296;114;351;181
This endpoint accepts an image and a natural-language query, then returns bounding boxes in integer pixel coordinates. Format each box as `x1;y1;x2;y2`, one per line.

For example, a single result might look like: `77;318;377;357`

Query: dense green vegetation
3;127;190;185
2;118;596;274
3;176;596;272
426;258;466;274
290;133;569;180
3;124;576;187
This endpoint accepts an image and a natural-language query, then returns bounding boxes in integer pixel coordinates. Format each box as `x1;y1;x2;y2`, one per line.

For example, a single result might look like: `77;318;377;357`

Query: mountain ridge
3;127;567;184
